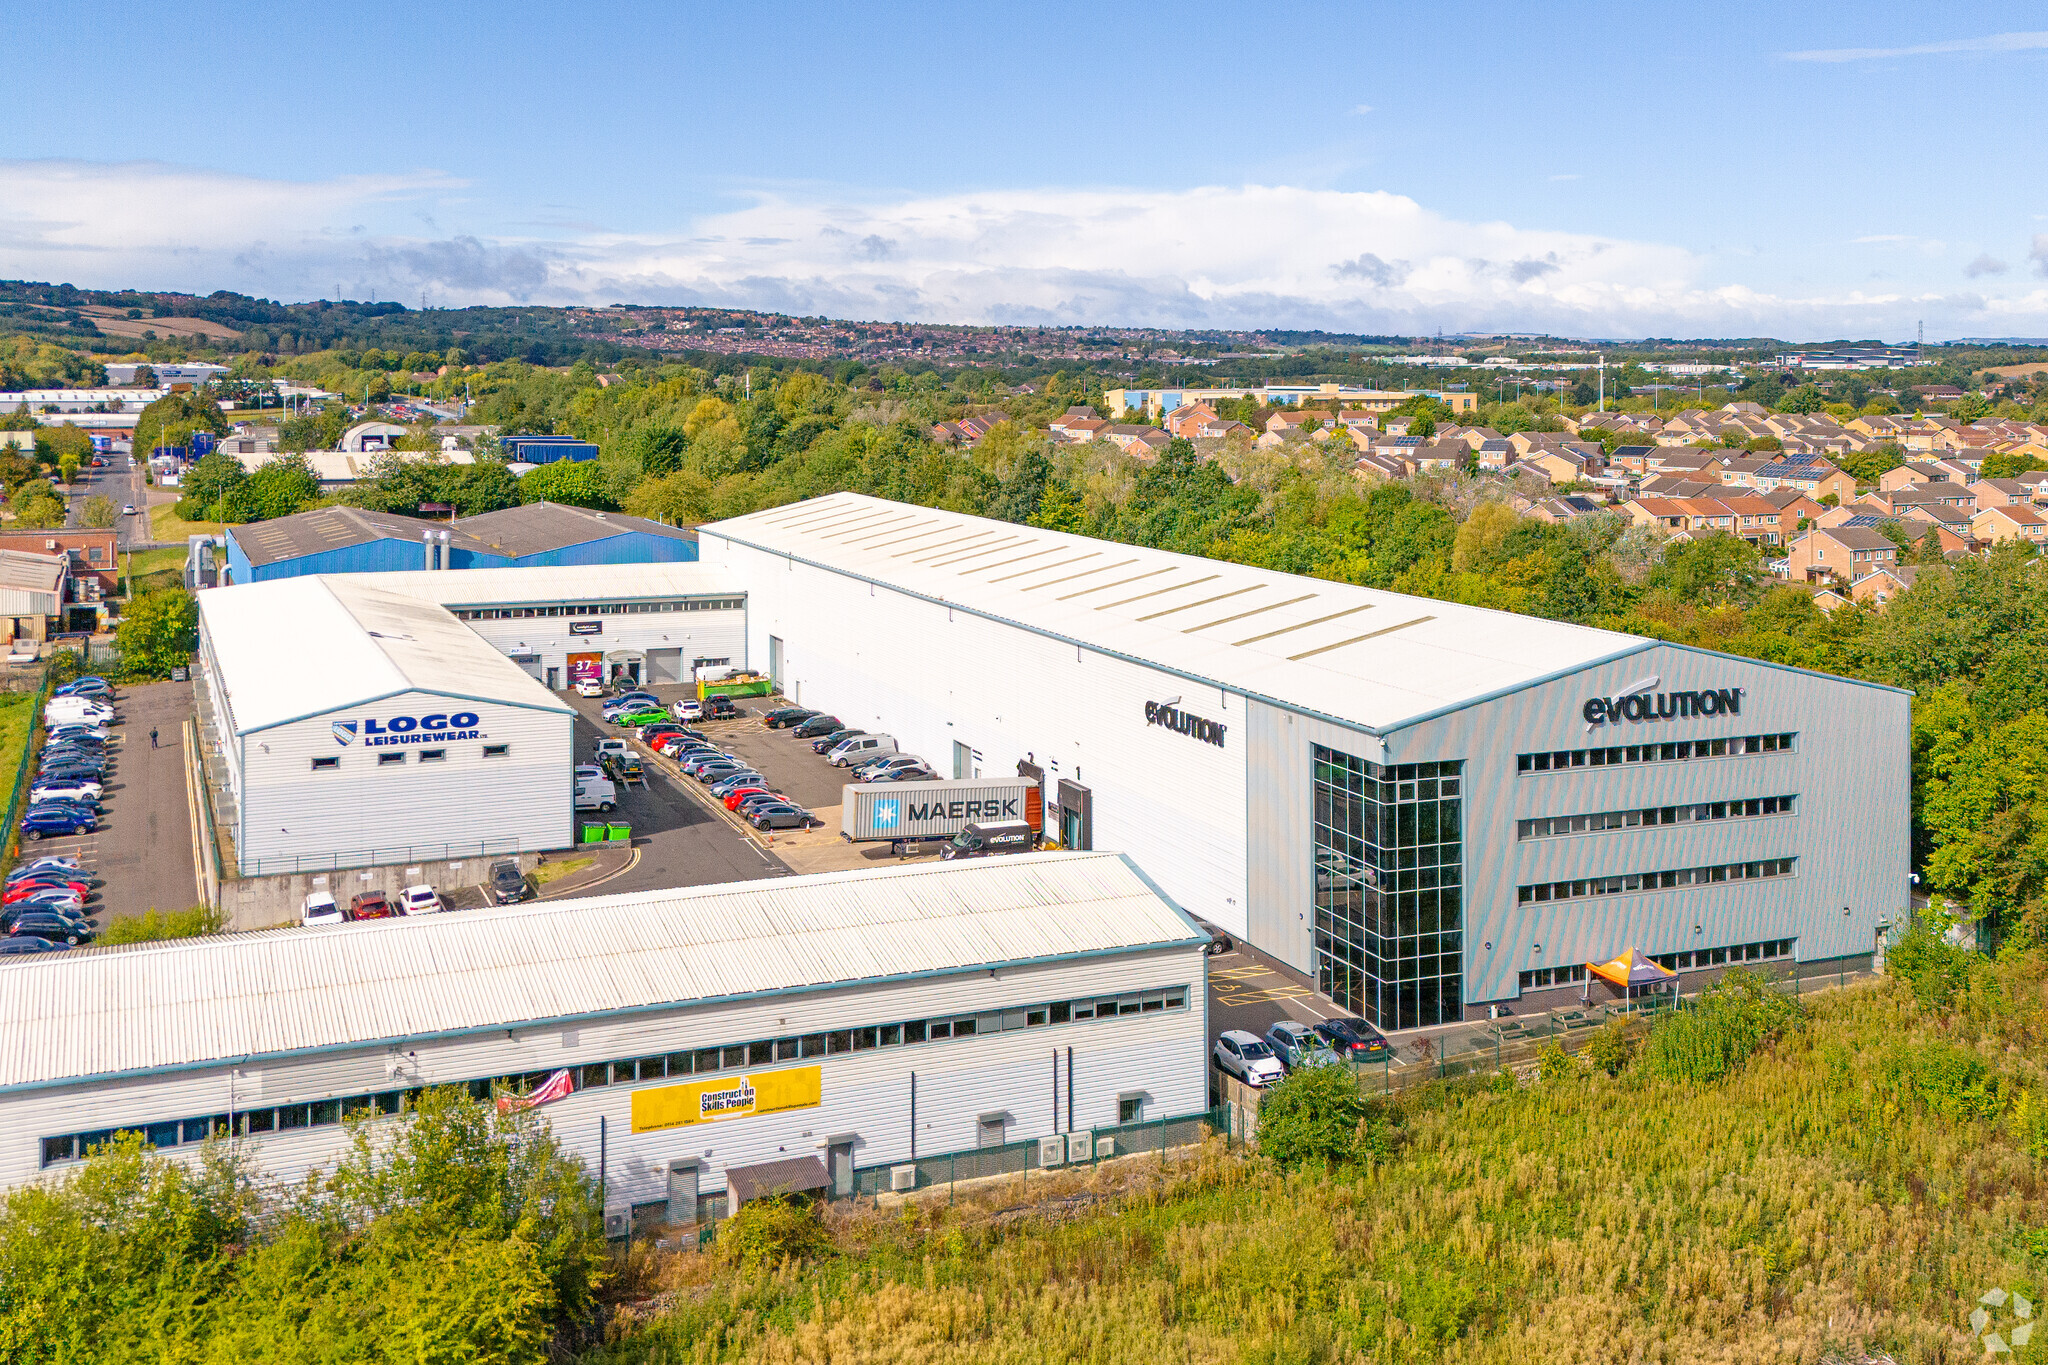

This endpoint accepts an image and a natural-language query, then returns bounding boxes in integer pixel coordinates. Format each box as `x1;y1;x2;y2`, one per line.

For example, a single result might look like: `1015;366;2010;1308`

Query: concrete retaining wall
221;851;546;930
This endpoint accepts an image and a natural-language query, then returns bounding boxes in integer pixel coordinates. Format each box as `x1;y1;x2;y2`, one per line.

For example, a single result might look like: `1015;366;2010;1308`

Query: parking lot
16;680;200;937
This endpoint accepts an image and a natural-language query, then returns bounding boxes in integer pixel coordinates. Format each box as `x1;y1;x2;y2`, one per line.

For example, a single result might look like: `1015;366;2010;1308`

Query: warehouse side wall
709;535;1251;936
237;690;574;875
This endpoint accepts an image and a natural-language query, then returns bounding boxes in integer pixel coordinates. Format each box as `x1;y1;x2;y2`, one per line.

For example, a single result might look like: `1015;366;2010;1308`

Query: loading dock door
645;648;683;684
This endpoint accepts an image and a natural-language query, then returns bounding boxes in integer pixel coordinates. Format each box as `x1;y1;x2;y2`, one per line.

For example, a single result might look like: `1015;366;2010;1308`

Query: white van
827;733;897;767
574;775;618;812
45;697;113;726
695;665;743;683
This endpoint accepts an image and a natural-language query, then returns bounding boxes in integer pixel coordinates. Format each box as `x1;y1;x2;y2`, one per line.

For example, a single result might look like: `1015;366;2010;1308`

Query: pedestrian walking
150;727;159;749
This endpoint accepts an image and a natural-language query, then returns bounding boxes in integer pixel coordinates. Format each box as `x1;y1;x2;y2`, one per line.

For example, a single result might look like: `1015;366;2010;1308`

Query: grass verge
148;503;228;543
533;856;595;886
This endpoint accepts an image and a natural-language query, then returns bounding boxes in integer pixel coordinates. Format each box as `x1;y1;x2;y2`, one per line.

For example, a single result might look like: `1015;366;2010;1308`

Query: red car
348;891;397;921
724;785;776;810
4;878;89;903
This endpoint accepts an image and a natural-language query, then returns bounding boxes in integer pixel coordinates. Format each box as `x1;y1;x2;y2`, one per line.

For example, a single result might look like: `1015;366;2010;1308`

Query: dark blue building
500;434;600;464
223;504;696;585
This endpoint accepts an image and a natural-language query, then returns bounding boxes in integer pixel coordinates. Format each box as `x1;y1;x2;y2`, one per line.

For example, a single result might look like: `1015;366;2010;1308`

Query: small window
1119;1096;1144;1124
417;748;446;762
749;1040;773;1065
926;1020;951;1040
311;756;339;770
482;744;509;758
377;752;406;766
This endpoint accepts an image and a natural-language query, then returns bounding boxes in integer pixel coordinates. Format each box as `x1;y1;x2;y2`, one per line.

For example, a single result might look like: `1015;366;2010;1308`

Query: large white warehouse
3;854;1211;1216
195;576;578;876
700;492;1911;1029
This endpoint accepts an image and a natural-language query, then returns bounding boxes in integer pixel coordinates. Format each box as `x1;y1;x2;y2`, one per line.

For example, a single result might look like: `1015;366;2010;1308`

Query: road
59;452;151;549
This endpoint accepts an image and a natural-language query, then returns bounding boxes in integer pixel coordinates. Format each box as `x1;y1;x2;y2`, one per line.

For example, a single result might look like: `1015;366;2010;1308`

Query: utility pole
1597;354;1606;412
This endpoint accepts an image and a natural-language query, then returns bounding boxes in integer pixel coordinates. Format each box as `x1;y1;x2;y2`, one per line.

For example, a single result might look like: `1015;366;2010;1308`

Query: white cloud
1967;253;2008;277
1783;30;2048;63
1548;173;1581;181
1351;103;1374;115
6;158;2048;337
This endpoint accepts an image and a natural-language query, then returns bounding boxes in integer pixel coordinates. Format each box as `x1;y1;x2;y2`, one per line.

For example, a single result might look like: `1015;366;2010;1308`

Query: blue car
708;772;767;798
56;680;112;700
0;937;68;957
20;808;94;840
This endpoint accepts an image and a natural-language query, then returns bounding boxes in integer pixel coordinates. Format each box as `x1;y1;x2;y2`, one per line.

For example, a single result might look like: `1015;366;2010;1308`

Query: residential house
1636;476;1719;500
1521;445;1599;485
1528;495;1609;523
1786;525;1900;582
1712;493;1795;546
1877;462;1948;493
1351;451;1410;482
1410;440;1470;472
0;529;119;594
1970;478;2036;511
930;410;1011;445
1103;425;1171;460
1162;402;1220;440
1753;460;1857;503
1851;564;1927;608
1810;587;1852;613
1335;409;1379;431
1972;503;2048;546
1474;439;1515;470
1881;481;1976;514
1760;487;1827;526
1048;407;1102;440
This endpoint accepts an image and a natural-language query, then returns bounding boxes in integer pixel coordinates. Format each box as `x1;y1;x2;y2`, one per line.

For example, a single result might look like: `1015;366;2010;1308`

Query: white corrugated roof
702;492;1650;732
353;562;743;607
198;576;574;735
0;853;1200;1091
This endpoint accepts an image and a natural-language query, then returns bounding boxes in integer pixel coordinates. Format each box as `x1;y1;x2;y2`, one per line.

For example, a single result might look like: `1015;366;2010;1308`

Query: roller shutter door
645;648;683;684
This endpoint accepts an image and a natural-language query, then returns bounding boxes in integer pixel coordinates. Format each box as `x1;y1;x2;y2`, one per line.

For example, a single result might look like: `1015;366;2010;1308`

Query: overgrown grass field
591;959;2048;1365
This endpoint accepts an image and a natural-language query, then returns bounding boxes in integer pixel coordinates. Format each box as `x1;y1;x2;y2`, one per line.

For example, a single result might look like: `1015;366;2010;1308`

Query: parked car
30;780;102;804
601;693;658;716
762;707;820;729
6;888;84;916
810;728;866;755
829;735;899;767
348;891;397;921
868;765;940;782
724;785;777;810
4;873;89;899
790;714;843;739
680;750;737;777
1264;1020;1340;1072
302;893;345;927
399;885;445;915
653;734;703;756
592;737;629;761
708;771;766;798
21;807;94;840
574;679;605;697
694;759;750;783
489;860;531;905
10;856;86;882
735;791;789;818
746;802;810;830
854;754;926;781
0;937;68;957
703;694;738;719
56;679;112;700
11;912;93;946
614;708;669;728
673;698;703;721
1313;1017;1391;1062
573;763;605;784
1213;1030;1286;1087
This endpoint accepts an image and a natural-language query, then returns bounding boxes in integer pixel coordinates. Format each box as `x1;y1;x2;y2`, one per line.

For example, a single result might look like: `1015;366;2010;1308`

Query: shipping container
841;777;1040;842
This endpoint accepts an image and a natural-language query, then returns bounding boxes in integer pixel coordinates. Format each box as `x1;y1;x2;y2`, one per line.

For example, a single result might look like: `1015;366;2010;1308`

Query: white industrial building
700;492;1911;1028
355;563;748;689
1;855;1210;1214
194;575;577;876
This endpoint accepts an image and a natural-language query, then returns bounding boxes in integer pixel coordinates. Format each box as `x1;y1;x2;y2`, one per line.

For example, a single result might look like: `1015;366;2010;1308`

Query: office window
1517;858;1797;905
1518;733;1797;773
377;753;406;766
1312;748;1465;1031
311;756;339;771
1518;795;1797;840
482;744;509;758
417;748;446;763
1119;1096;1144;1124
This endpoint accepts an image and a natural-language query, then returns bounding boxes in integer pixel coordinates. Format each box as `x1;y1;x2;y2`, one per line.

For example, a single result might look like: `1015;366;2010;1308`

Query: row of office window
1518;964;1587;991
1651;940;1794;971
1517;795;1797;841
1517;857;1796;905
311;745;509;770
450;598;743;621
1517;733;1796;773
37;985;1188;1169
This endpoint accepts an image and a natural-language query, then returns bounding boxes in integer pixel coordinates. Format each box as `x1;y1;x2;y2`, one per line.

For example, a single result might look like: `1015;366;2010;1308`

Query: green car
615;708;668;727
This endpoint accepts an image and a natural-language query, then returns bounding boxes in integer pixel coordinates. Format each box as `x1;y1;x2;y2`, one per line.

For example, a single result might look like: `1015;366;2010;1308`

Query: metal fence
0;670;55;868
846;1108;1225;1199
239;840;545;878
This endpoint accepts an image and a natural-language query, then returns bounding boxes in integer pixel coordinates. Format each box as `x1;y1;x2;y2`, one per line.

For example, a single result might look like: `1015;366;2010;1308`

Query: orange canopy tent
1587;949;1679;991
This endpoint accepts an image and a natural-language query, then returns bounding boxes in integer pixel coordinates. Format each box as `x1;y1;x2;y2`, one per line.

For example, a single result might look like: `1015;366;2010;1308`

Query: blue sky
5;1;2047;339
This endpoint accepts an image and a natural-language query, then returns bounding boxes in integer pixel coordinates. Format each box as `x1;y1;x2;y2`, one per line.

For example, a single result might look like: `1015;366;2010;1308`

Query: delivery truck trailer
840;777;1041;846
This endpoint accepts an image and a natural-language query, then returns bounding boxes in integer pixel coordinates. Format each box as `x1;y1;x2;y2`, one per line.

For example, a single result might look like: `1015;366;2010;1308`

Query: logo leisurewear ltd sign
332;712;485;747
1144;701;1227;748
1581;688;1744;727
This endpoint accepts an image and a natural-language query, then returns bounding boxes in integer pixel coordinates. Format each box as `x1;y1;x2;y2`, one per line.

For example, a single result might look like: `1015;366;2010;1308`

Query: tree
225;455;319;522
622;469;713;525
8;480;67;529
181;451;248;518
1981;450;2045;481
519;459;614;509
1774;384;1827;414
1409;414;1436;440
1952;393;1993;423
1648;532;1762;606
1257;1064;1387;1167
56;454;79;486
116;589;198;679
78;496;118;529
1841;444;1905;485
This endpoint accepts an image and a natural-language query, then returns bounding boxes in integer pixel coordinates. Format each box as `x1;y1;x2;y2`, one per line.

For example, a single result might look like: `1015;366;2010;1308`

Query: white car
1213;1029;1286;1088
673;698;703;721
573;763;605;784
302;893;345;927
398;885;444;915
30;780;102;803
575;679;605;697
122;504;136;516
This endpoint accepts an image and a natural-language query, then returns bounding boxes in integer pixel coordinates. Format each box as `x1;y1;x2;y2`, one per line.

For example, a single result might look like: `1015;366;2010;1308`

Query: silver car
1264;1020;1340;1072
1213;1029;1285;1087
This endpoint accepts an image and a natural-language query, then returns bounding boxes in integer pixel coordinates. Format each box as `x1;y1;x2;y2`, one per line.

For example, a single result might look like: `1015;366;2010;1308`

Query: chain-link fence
845;1108;1225;1199
0;669;55;868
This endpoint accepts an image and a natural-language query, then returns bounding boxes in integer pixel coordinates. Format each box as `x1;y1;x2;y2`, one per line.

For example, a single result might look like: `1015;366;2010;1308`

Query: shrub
1885;911;1980;1012
97;905;224;945
1535;1040;1577;1084
1258;1064;1379;1167
714;1196;832;1273
1640;969;1800;1084
1583;1020;1635;1076
1884;1041;2012;1124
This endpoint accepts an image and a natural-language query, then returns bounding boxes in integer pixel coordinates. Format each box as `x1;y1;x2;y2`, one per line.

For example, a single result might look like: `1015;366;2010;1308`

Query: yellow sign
630;1065;823;1134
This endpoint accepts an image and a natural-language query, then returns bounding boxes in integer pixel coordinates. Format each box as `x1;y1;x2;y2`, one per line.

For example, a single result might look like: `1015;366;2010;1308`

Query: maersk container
840;778;1040;843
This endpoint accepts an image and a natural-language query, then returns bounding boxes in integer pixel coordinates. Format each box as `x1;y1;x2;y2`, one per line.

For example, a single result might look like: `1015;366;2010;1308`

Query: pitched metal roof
0;853;1202;1092
353;562;743;607
230;506;492;569
456;503;695;557
196;575;574;734
701;492;1651;732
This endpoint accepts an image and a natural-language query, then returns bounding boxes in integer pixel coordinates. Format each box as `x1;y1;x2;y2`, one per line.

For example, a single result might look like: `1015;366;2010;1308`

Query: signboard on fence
630;1064;822;1134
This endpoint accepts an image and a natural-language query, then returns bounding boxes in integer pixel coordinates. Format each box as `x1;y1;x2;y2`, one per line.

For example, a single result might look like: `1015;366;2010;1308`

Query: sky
6;1;2048;341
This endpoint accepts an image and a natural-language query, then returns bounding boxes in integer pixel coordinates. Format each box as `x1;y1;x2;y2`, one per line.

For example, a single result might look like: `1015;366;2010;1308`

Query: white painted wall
711;536;1252;936
455;605;746;684
238;690;574;874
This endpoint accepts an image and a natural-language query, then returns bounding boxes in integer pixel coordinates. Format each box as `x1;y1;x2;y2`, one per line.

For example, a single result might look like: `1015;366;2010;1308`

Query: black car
11;912;93;945
489;860;531;905
790;714;843;739
0;937;67;957
1314;1017;1390;1061
761;707;820;729
811;728;866;755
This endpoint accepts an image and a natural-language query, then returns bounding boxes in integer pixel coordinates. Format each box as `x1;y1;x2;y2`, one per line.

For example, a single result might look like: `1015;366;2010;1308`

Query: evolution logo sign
1581;688;1744;727
1144;701;1227;748
332;711;486;748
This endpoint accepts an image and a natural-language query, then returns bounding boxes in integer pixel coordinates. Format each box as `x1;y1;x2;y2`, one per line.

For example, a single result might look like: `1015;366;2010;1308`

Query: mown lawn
148;503;228;543
589;965;2048;1365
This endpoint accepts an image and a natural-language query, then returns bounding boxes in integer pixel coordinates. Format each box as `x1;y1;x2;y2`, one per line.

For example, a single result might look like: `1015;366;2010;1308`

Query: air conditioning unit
1038;1135;1066;1167
890;1164;917;1192
603;1209;629;1239
1094;1136;1116;1160
1066;1131;1093;1164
